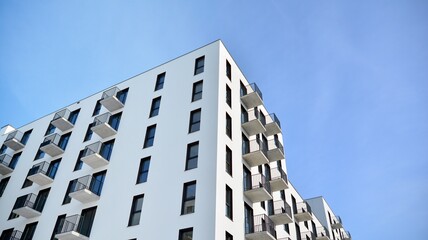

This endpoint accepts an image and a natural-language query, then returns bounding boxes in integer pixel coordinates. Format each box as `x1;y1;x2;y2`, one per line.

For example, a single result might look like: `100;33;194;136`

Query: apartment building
0;40;351;240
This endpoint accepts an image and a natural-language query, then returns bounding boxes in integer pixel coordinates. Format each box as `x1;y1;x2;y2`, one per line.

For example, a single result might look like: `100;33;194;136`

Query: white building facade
0;40;351;240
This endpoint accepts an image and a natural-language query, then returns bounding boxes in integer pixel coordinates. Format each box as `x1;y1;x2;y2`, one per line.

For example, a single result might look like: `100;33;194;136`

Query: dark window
280;190;286;200
284;223;290;234
74;150;84;171
109;112;122;130
136;157;150;184
261;201;265;210
58;132;71;150
226;84;232;107
0;228;14;240
244;203;254;234
79;206;97;237
192;80;203;102
90;170;107;196
63;180;76;204
21;129;32;145
304;220;308;229
296;223;301;240
10;152;21;169
128;194;144;226
143;125;156;148
226;231;233;240
22;170;33;188
0;145;5;155
22;222;38;240
116;88;129;104
8;210;19;220
47;159;61;179
181;181;196;215
226;60;231;80
242;134;249;154
155;72;166;91
45;124;56;136
194;56;205;75
34;188;50;212
178;227;193;240
100;139;115;160
188;109;201;133
291;195;297;214
311;221;316;233
226;185;233;220
226;113;232;139
92;100;102;116
83;123;94;142
240;81;247;97
149;97;162;117
68;109;80;124
51;214;66;240
0;177;10;197
226;146;232;176
34;149;45;160
185;142;199;170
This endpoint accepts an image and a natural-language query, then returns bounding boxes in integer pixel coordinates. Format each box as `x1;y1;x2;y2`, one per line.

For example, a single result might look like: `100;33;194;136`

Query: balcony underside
269;178;289;192
241;92;263;109
245;231;276;240
243;151;269;167
69;189;100;203
0;164;13;175
40;143;64;157
267;148;284;162
51;117;74;132
317;236;330;240
4;139;24;151
265;122;281;136
331;222;343;229
242;120;266;136
270;212;293;225
244;187;272;203
55;231;90;240
27;173;53;186
81;153;109;169
100;96;124;112
13;206;41;219
294;212;312;222
91;123;117;138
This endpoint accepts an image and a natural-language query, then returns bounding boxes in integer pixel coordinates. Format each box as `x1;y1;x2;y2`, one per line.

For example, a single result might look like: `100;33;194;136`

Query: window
74;150;84;171
296;223;301;240
226;84;232;107
0;177;10;197
240;81;247;97
188;109;201;133
226;185;233;220
92;100;102;116
226;231;233;240
68;109;80;125
1;228;14;239
155;72;166;91
226;60;231;80
261;201;265;210
22;222;38;240
34;149;45;160
149;97;162;117
185;142;199;170
83;123;94;142
47;159;61;179
226;113;232;139
21;129;32;145
109;112;122;130
178;228;193;240
89;170;107;196
22;170;33;188
143;125;156;148
33;188;50;212
304;220;308;229
128;194;144;226
284;223;290;234
63;180;76;204
192;80;203;102
181;181;196;215
79;206;97;237
194;56;205;75
51;214;66;240
45;124;56;136
226;146;232;176
100;139;115;160
136;157;150;184
10;152;21;169
58;132;72;150
116;88;129;104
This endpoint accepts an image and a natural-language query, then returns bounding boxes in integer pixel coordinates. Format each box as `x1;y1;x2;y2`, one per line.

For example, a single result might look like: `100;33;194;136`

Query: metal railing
93;112;112;127
5;130;23;142
296;201;312;215
10;230;23;240
71;175;103;196
242;108;267;125
0;153;13;168
58;214;86;236
102;87;120;100
243;139;268;155
244;173;272;193
272;200;292;217
245;83;263;100
13;193;39;211
52;109;71;121
82;141;104;158
28;161;57;178
267;113;281;128
334;215;343;225
268;139;284;152
344;231;352;239
245;214;276;237
40;133;62;148
270;167;288;183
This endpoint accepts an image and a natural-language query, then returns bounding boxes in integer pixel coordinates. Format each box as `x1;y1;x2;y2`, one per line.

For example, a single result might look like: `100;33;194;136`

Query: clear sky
1;1;427;239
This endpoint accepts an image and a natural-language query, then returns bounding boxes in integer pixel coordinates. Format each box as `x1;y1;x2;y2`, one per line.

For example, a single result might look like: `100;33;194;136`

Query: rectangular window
68;109;80;124
0;144;6;154
0;228;14;239
181;181;196;215
296;223;301;240
188;109;201;133
83;123;94;142
226;113;232;139
45;124;56;136
92;100;102;116
136;157;151;184
74;150;84;171
226;231;233;240
149;97;162;117
185;142;199;170
51;214;66;240
226;84;232;107
192;80;203;102
34;149;45;160
100;139;115;160
225;185;233;220
194;56;205;75
155;72;166;91
240;81;247;97
143;125;156;148
226;60;231;80
109;112;122;130
79;206;97;237
178;227;193;240
22;222;38;240
116;88;129;104
0;177;10;197
284;223;289;234
34;188;50;212
22;170;33;188
58;132;72;150
10;152;21;170
63;180;76;204
226;146;232;176
128;194;144;226
21;129;32;145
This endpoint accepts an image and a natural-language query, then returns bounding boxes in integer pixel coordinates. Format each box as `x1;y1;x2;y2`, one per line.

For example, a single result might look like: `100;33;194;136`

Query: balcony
0;154;14;175
343;231;352;240
40;134;64;157
244;173;272;203
100;87;124;112
27;161;56;186
269;167;289;191
12;193;42;218
269;200;293;225
69;175;102;203
267;139;285;162
91;113;117;138
294;202;313;222
245;214;276;240
55;215;90;240
242;139;269;167
51;109;74;132
81;142;109;169
4;130;25;151
7;230;23;240
242;108;266;136
331;216;343;229
241;83;263;109
265;113;282;136
315;227;330;240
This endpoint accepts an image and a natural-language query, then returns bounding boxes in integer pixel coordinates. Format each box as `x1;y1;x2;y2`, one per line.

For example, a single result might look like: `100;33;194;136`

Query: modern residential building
0;40;351;240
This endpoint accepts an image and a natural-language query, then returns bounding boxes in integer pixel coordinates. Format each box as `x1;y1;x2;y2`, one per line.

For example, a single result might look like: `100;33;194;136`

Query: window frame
192;80;203;102
155;72;166;91
188;109;201;133
181;181;196;215
226;146;232;176
226;185;233;220
178;227;193;240
143;125;157;148
136;157;151;184
128;194;145;226
194;56;205;75
149;97;162;117
226;113;232;139
185;142;199;171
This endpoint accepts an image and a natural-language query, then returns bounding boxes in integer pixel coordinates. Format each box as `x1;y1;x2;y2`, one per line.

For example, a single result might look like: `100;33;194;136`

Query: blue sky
1;1;427;239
